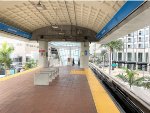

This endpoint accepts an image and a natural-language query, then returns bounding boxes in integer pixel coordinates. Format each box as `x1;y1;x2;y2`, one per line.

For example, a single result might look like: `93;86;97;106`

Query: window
138;53;143;62
118;53;122;61
128;34;131;36
146;53;148;62
128;44;131;48
127;53;132;61
138;44;142;48
139;31;142;35
128;38;131;42
139;37;142;42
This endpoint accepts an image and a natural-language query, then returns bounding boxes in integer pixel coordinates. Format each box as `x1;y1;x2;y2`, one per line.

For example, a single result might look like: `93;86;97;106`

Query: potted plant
0;42;14;76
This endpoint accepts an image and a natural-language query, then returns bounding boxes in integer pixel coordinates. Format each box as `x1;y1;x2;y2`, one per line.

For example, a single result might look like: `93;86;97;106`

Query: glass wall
50;42;80;66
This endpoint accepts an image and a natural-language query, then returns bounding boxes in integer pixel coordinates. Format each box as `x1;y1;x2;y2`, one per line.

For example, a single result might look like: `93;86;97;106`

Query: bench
34;67;59;85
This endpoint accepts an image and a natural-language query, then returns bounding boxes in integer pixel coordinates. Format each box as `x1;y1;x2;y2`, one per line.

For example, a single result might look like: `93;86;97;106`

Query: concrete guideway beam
99;1;150;44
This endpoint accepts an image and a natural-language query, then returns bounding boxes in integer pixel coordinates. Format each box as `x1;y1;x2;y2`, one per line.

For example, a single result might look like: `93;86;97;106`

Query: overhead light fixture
52;25;59;29
58;28;65;35
36;1;46;10
59;32;65;35
77;29;82;35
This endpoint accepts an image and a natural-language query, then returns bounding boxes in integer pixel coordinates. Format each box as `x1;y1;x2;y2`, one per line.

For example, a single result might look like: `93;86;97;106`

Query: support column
116;52;119;68
136;52;138;70
80;42;89;68
148;47;150;73
38;41;49;67
132;51;135;70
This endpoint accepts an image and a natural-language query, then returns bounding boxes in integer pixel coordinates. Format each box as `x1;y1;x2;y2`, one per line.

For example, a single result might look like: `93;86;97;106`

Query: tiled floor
0;66;97;113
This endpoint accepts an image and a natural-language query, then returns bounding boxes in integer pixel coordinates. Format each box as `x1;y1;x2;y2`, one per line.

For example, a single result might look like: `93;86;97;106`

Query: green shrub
24;59;36;70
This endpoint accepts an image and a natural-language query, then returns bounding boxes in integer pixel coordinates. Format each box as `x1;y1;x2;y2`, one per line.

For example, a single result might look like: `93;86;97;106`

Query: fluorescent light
37;6;43;10
52;25;58;29
37;1;42;9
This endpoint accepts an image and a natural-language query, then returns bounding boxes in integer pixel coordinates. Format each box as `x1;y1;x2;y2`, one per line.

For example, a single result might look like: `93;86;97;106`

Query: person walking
72;58;75;66
78;59;80;66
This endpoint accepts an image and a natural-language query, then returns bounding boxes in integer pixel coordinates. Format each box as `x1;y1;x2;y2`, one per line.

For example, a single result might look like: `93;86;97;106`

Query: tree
100;49;108;67
101;40;123;74
100;49;107;57
0;42;14;76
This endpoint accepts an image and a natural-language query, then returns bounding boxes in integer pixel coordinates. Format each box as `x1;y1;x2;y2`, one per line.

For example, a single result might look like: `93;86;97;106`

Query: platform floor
0;66;97;113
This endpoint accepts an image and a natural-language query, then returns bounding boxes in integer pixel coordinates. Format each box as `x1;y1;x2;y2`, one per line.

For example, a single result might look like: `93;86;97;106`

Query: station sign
39;49;46;52
0;22;32;39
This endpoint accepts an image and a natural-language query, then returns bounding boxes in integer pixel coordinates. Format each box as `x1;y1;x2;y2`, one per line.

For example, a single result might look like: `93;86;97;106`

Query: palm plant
0;42;14;76
24;59;36;70
116;68;144;88
101;40;123;73
125;68;138;88
116;73;128;82
100;49;108;67
141;76;150;89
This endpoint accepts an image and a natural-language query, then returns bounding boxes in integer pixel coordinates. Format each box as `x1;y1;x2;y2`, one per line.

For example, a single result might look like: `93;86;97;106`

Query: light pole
103;52;108;71
109;50;112;76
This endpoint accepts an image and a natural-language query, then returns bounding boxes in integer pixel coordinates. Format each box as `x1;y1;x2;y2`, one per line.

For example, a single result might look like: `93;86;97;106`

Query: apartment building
114;26;150;71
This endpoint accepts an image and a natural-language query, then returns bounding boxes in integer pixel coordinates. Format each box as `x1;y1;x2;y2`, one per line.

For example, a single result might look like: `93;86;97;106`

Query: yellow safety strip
70;70;85;75
0;67;41;82
85;68;120;113
70;68;120;113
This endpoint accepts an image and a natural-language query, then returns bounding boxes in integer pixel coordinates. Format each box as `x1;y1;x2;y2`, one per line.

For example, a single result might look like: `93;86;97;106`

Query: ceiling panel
0;1;125;33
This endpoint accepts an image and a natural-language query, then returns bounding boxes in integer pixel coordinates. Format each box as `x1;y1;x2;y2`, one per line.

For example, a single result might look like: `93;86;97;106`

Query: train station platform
0;66;120;113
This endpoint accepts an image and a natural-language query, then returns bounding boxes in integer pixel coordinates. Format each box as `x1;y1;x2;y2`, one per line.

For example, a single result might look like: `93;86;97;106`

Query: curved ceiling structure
32;25;97;42
0;1;125;41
